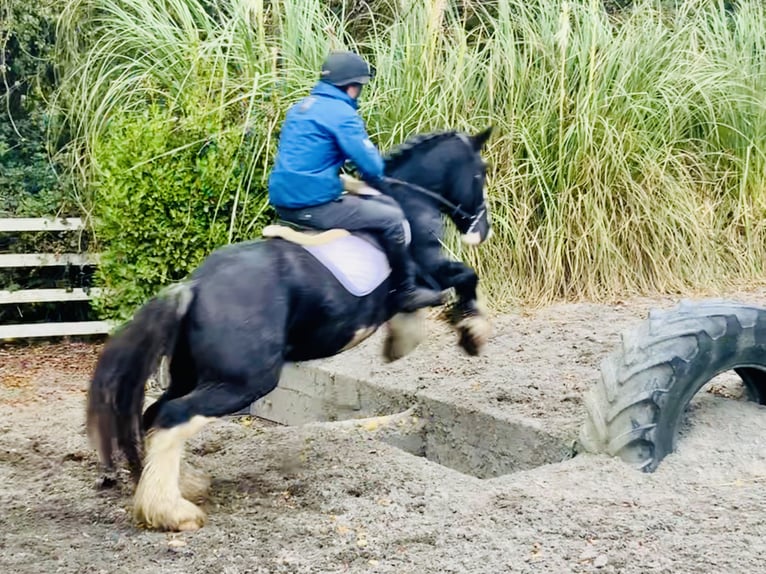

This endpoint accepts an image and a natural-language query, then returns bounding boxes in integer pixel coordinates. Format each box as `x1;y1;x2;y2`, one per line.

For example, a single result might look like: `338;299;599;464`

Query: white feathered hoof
383;311;427;362
456;313;492;356
131;416;211;531
133;492;207;532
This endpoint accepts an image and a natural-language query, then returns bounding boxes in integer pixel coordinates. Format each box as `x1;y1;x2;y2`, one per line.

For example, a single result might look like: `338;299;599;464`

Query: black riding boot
385;240;446;313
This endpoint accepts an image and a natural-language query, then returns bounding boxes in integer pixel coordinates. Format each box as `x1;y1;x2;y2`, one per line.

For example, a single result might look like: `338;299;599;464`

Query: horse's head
383;127;494;245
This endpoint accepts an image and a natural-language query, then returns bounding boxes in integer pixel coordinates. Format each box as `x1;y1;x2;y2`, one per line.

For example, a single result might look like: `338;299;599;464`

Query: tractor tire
579;299;766;472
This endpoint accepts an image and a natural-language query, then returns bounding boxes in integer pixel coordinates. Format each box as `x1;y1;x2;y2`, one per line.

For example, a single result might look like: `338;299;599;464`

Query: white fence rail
0;217;111;339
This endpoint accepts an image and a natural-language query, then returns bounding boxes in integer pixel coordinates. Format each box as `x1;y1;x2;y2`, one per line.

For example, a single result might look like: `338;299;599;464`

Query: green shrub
91;103;269;321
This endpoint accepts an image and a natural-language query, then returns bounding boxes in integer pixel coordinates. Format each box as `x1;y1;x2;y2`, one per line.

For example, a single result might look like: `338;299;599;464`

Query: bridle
382;176;477;221
383;131;487;233
383;173;486;234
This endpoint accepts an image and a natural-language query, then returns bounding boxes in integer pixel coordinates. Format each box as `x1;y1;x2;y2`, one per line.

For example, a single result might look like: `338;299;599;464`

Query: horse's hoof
456;314;492;356
384;311;426;362
134;497;206;532
171;500;206;531
458;330;481;355
177;518;204;532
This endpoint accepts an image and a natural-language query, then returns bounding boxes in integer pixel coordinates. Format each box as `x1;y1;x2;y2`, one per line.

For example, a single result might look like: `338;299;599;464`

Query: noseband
383;133;486;231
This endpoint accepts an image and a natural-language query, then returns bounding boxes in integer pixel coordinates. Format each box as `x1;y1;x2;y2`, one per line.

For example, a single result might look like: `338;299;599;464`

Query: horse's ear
470;126;493;150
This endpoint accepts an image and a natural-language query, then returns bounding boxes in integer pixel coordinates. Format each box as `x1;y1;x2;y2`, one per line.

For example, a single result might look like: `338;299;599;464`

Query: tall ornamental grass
468;0;766;304
52;0;766;314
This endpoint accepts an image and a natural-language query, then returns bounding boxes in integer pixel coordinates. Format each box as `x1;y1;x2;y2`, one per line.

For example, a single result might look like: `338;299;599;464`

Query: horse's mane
383;130;458;172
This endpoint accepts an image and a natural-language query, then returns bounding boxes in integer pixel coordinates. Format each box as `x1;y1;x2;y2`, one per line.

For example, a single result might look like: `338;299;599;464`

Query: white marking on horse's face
461;232;482;246
341;326;377;352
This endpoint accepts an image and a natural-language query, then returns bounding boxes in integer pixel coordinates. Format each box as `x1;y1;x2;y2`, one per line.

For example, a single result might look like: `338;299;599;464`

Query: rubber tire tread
579;299;766;472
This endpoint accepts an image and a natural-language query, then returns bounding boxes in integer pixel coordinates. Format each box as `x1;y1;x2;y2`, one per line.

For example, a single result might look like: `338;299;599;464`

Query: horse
86;126;494;531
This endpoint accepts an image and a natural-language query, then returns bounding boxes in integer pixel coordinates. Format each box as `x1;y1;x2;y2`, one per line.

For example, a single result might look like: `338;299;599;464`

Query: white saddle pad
303;234;391;296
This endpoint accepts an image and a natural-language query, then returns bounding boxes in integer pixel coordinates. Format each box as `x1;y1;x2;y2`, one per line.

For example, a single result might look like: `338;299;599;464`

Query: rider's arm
333;113;385;185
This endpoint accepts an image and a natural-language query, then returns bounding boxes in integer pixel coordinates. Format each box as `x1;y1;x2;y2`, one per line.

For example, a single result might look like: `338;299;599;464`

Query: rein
382;176;485;232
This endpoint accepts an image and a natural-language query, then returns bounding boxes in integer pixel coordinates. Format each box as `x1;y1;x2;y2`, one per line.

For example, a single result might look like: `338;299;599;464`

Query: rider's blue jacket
268;81;385;209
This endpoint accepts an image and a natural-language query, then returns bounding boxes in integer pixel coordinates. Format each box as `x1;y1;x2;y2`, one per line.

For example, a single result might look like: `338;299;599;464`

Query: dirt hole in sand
379;398;575;479
250;364;574;480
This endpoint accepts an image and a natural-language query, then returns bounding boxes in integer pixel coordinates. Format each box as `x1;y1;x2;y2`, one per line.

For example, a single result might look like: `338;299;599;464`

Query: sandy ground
2;289;766;573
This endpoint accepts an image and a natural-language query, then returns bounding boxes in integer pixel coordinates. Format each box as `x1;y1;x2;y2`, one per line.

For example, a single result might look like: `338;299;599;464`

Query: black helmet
320;51;376;87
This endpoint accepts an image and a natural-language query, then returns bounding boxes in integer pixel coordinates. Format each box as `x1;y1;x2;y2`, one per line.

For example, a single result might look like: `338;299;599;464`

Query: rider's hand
340;173;381;196
357;185;381;196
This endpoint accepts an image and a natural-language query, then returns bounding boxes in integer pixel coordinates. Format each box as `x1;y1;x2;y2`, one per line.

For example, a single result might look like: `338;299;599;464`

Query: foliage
51;0;766;314
0;0;89;327
363;0;766;304
0;0;74;218
90;103;268;321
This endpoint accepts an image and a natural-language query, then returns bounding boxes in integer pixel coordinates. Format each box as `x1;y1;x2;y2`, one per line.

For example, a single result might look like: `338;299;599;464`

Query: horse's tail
86;281;196;479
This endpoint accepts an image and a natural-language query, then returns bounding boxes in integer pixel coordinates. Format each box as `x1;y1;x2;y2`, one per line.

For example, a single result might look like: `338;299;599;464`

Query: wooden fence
0;217;111;339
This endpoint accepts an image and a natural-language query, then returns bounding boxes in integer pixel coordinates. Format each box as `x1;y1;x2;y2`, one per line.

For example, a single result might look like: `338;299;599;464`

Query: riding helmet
320;51;376;87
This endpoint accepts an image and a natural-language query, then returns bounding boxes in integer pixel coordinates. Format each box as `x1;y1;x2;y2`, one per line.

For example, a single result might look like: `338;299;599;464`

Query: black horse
86;127;493;531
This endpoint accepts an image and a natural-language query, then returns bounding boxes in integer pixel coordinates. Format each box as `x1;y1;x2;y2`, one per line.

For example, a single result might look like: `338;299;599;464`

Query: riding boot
385;241;446;313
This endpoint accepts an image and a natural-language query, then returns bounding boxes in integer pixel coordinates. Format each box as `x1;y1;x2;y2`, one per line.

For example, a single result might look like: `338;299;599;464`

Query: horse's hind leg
140;342;208;500
141;333;198;432
143;405;211;505
133;361;283;531
133;413;210;531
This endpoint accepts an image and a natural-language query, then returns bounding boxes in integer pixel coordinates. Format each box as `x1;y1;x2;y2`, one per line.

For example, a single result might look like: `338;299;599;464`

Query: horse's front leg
428;259;492;355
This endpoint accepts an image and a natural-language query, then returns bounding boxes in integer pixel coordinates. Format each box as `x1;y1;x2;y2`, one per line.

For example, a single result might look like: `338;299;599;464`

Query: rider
267;50;445;313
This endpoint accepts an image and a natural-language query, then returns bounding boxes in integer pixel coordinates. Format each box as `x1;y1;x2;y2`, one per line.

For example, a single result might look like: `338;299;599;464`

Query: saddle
262;220;390;297
262;218;384;251
261;174;391;296
262;221;349;246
